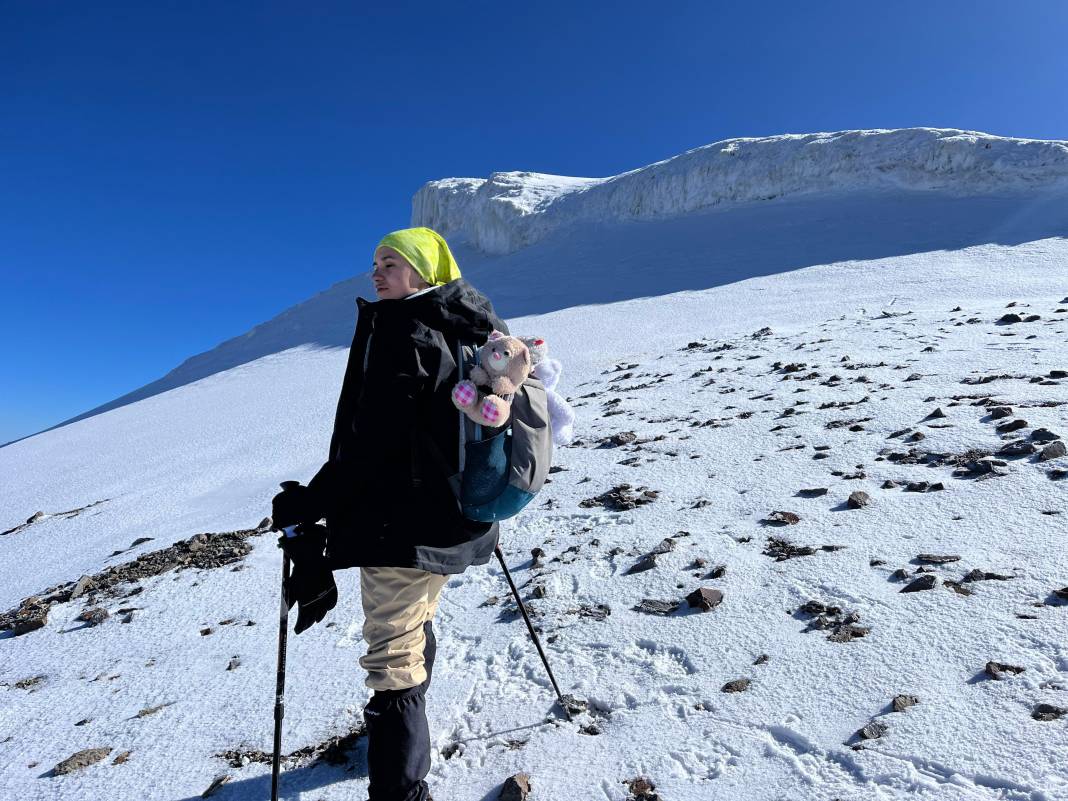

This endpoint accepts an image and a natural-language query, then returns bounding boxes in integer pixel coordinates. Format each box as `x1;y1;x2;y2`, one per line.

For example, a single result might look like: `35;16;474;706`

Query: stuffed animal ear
488;330;505;341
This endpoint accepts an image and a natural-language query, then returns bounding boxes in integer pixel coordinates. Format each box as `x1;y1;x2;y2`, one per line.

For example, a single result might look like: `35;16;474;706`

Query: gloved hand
271;480;320;530
277;522;337;634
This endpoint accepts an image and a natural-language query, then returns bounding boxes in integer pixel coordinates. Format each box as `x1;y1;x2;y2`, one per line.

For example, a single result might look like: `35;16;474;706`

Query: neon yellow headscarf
375;227;462;287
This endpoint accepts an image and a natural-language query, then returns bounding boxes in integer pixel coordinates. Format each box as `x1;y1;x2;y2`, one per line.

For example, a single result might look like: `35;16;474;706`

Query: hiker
271;226;508;801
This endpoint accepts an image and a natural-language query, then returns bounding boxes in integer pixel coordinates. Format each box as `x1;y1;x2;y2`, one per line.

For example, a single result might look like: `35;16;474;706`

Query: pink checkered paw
481;398;502;424
452;381;477;408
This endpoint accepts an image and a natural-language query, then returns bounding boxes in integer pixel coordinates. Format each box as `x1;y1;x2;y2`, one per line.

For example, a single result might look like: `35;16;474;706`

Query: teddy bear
519;335;575;446
451;330;532;427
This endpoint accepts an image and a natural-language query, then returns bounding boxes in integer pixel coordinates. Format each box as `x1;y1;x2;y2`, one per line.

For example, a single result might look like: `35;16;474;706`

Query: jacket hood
357;278;504;340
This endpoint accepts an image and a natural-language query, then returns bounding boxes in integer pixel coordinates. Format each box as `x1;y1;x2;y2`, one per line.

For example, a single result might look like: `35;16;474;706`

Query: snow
2;128;1068;800
414;128;1068;255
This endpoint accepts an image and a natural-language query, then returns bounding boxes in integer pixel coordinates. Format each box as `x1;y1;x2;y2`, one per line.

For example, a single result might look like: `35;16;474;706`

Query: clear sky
3;0;1066;444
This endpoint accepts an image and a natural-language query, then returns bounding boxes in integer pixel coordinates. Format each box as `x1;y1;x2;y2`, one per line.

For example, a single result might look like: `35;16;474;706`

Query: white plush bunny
518;336;575;446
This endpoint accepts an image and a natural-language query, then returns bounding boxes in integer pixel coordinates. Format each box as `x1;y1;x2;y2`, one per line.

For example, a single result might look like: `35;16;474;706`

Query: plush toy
518;336;575;446
451;331;532;427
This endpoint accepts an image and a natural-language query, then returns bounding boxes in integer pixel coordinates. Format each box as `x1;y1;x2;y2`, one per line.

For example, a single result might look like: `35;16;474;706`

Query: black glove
277;523;337;634
271;480;320;530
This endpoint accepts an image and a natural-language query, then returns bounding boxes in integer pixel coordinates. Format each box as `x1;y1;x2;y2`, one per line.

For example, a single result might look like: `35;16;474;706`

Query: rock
892;694;919;712
998;313;1023;323
962;569;1014;582
579;484;659;511
1039;441;1066;461
998;439;1036;456
1031;704;1068;721
891;568;911;581
764;510;800;525
600;431;637;448
627;776;661;800
763;537;825;561
201;774;232;797
721;678;750;693
858;721;888;740
625;553;660;575
499;771;532;801
988;406;1013;419
915;553;960;564
685;587;723;611
827;624;870;643
12;610;47;635
985;661;1025;680
112;750;132;765
76;607;109;626
1053;587;1068;601
634;599;679;616
650;537;677;555
753;654;770;665
52;747;112;775
70;576;94;600
558;693;589;716
1031;428;1060;443
1050;370;1068;379
923;407;947;420
901;575;938;593
995;419;1028;434
226;656;241;671
706;564;727;579
846;491;870;509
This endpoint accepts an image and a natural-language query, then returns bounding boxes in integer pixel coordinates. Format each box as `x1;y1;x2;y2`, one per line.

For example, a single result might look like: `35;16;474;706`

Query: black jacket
308;279;508;574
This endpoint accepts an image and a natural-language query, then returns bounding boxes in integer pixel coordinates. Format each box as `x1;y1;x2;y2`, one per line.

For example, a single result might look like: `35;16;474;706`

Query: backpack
435;340;553;522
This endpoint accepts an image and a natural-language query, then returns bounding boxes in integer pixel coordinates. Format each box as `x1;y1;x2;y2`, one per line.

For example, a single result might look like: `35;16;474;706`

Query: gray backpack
451;341;553;522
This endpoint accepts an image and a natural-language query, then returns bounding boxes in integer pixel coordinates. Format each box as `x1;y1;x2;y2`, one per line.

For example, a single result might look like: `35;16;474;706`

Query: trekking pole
494;544;572;722
271;550;291;801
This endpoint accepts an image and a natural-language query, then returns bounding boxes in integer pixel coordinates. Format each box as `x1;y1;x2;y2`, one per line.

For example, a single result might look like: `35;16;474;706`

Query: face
371;246;431;300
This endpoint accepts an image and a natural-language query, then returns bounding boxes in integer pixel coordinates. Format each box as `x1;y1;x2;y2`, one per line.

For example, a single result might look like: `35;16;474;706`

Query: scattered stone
962;569;1014;583
1031;428;1060;443
753;654;770;665
988;406;1013;419
797;487;829;497
625;553;660;574
499;771;532;801
627;776;662;801
76;607;109;626
52;747;112;775
572;603;611;621
598;431;637;448
763;537;817;561
14;674;46;690
998;439;1036;457
201;774;231;797
996;419;1028;434
923;407;947;420
1;525;264;638
764;510;800;526
915;554;960;564
890;568;911;581
685;587;723;612
558;693;589;716
112;750;132;765
579;484;659;511
1039;441;1066;461
858;721;889;740
1032;704;1068;721
901;575;938;593
1052;587;1068;601
226;657;241;671
721;678;750;693
892;694;919;712
634;599;679;616
70;576;94;600
846;491;870;509
137;702;174;718
985;661;1025;680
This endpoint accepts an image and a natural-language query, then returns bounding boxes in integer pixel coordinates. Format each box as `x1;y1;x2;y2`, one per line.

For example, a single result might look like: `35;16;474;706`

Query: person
270;226;508;801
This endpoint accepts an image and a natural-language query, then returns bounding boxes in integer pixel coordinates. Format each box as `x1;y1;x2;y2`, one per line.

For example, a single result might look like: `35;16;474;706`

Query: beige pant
359;565;449;691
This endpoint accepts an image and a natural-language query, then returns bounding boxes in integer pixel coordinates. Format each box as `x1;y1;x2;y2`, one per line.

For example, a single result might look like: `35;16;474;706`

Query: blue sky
3;0;1066;444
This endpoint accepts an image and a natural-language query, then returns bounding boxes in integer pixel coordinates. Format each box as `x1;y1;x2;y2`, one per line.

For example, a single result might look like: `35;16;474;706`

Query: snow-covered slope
415;128;1068;255
2;129;1067;801
14;127;1068;446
